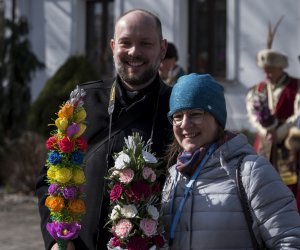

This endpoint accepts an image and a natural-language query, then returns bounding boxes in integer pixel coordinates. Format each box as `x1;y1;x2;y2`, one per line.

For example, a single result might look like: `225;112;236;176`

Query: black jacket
36;75;172;250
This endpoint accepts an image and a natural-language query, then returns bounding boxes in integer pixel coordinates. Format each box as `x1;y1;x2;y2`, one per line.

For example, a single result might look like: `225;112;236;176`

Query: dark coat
36;75;172;250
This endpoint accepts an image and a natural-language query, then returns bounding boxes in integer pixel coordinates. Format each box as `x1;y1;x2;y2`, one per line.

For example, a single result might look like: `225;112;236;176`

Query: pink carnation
58;136;74;153
142;167;156;182
139;218;157;237
119;168;134;184
110;183;124;201
115;219;133;238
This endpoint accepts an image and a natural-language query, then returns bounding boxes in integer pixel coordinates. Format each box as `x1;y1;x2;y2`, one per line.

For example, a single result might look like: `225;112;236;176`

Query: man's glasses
168;109;205;127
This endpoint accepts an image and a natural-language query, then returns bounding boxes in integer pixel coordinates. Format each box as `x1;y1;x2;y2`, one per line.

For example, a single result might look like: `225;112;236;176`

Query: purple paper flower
67;123;80;137
62;186;78;200
46;221;81;240
48;151;62;165
48;184;60;195
70;151;84;165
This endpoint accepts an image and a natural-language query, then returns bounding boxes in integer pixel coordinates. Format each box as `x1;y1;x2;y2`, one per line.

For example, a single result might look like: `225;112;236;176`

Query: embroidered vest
257;77;299;121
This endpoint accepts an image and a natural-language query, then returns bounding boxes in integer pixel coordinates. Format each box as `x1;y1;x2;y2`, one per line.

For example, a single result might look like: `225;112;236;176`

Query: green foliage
27;55;100;137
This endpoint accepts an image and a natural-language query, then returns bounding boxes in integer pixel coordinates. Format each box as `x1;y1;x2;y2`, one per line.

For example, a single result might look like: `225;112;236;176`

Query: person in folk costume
246;17;300;211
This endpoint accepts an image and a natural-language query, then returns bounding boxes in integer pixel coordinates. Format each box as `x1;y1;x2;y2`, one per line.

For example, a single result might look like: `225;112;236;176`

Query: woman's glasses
168;109;205;127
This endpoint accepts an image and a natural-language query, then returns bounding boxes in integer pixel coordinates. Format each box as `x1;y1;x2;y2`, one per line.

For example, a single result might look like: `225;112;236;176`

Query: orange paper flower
68;199;86;214
45;196;65;212
58;103;74;119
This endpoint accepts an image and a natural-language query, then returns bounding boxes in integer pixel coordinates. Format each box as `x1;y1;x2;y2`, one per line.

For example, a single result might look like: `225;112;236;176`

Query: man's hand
51;241;75;250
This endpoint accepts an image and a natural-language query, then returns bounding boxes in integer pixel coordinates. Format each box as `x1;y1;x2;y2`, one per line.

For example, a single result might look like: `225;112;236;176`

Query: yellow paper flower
74;107;87;123
58;103;74;119
55;167;72;183
73;124;87;138
45;196;65;212
47;166;57;180
72;169;86;184
55;117;69;131
68;199;86;214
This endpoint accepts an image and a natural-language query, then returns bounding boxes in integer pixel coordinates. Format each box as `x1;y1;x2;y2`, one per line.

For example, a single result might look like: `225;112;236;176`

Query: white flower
114;153;130;169
110;205;121;220
110;170;120;178
124;135;136;150
121;204;138;218
147;205;159;220
142;150;157;163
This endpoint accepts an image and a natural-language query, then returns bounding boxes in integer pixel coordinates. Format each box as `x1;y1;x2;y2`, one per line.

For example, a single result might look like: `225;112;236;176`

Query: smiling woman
161;73;300;249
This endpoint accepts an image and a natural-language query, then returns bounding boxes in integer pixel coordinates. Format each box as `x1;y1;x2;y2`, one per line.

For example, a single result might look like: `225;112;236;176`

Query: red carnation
76;137;88;151
127;236;148;250
46;136;57;150
131;180;151;201
152;234;165;248
58;136;74;153
110;236;121;247
110;183;124;201
152;183;160;194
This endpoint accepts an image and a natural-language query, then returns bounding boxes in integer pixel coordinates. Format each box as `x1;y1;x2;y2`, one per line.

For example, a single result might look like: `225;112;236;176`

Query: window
86;0;114;78
189;0;226;78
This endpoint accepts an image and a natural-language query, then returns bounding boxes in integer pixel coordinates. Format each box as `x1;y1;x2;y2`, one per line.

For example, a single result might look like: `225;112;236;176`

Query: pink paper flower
119;168;134;184
46;136;57;150
58;136;74;153
115;219;133;238
142;167;156;182
139;218;157;237
76;137;88;151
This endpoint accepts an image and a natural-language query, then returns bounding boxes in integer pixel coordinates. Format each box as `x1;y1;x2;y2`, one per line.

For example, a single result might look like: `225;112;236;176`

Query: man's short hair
115;9;163;40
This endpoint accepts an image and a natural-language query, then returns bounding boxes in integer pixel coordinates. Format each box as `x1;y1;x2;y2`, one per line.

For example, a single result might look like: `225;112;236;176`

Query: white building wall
237;0;300;88
9;0;86;101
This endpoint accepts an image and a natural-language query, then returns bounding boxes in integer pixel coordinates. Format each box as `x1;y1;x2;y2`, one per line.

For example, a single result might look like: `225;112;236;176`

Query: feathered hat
257;16;288;69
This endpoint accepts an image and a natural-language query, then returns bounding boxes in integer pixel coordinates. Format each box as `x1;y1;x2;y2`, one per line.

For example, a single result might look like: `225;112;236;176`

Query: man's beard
114;57;160;86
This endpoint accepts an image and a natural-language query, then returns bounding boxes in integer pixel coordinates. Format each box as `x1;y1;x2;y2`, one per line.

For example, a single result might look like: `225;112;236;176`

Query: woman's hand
51;241;75;250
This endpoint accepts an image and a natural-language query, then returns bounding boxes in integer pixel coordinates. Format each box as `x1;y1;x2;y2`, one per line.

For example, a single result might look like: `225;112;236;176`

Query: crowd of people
36;8;300;250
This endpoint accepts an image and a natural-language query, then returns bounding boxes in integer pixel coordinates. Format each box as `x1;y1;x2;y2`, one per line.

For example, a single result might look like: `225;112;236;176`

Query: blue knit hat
168;73;227;128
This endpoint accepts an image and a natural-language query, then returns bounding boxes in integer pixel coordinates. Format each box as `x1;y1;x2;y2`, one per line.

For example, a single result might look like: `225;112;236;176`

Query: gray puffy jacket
161;133;300;249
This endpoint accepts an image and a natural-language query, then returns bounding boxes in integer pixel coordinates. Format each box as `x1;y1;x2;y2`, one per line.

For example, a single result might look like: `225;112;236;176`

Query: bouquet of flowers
252;92;276;128
106;133;165;250
44;86;88;250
